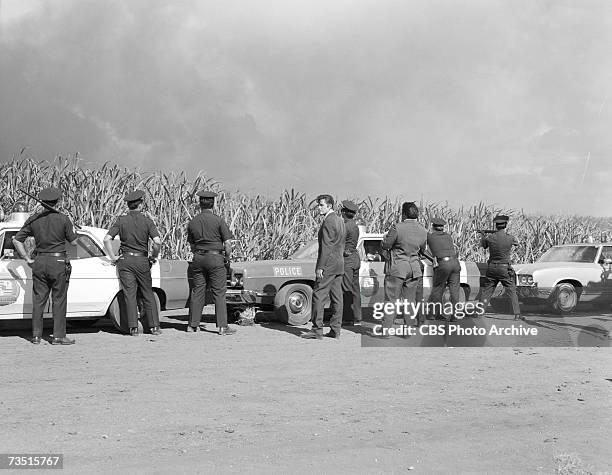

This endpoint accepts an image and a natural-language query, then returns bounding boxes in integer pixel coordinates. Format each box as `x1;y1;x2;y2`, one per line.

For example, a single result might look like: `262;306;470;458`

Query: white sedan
0;211;190;332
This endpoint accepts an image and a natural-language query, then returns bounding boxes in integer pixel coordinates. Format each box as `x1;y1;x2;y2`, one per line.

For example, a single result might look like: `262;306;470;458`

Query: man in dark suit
301;194;346;340
381;202;429;333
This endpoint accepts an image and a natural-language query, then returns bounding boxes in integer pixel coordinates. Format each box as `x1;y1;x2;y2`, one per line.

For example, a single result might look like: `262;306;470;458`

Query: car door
358;238;386;307
0;229;34;318
597;245;612;302
64;231;121;316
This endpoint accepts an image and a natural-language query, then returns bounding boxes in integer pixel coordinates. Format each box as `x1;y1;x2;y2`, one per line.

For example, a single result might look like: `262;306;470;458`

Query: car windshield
537;246;598;263
290;240;318;260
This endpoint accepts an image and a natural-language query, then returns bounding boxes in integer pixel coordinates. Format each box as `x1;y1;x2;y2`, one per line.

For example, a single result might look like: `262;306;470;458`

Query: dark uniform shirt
187;210;233;251
481;230;519;263
427;230;457;258
382;219;428;278
344;218;359;256
108;211;159;253
14;211;77;252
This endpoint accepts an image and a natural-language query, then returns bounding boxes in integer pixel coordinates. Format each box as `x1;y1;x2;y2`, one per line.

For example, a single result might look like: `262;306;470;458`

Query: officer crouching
103;190;162;336
186;190;236;335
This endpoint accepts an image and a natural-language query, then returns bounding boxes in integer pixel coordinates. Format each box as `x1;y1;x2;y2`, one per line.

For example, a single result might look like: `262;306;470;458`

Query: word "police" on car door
273;266;303;277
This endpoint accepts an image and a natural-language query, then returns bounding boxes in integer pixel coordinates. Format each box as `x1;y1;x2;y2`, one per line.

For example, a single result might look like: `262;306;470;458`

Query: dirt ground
1;308;611;474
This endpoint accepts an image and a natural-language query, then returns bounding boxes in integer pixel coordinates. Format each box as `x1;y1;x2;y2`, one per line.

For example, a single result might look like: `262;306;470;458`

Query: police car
227;229;482;325
510;243;612;313
0;209;194;333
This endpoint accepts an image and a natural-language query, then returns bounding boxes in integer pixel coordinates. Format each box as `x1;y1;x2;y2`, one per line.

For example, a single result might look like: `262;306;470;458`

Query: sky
1;0;611;215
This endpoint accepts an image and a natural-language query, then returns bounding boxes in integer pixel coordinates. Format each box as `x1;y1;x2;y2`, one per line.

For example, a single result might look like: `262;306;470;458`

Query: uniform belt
123;251;148;257
488;261;509;265
438;256;457;262
36;252;66;257
195;250;224;255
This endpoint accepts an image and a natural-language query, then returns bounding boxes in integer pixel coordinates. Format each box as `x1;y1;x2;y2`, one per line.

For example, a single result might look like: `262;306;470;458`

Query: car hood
513;262;596;274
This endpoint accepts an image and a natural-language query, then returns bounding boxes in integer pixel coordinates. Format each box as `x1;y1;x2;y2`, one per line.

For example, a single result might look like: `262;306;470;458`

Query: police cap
124;190;144;202
493;214;509;223
196;190;217;198
38;187;62;202
431;217;446;226
340;200;358;213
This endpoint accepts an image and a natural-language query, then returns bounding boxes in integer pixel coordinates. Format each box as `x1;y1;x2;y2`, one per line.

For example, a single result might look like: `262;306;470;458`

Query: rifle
19;189;82;230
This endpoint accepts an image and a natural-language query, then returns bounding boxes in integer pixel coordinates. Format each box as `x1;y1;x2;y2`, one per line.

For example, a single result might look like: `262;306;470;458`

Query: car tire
442;285;468;305
274;283;312;326
107;290;160;334
549;282;578;314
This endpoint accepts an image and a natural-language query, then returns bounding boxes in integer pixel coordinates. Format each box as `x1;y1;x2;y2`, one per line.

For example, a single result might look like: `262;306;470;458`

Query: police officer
479;214;522;320
340;200;362;326
381;202;428;332
186;190;235;335
103;190;162;336
427;217;461;321
13;187;79;345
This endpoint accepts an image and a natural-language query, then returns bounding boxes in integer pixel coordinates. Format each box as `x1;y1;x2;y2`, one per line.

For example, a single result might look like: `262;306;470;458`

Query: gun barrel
19;189;82;229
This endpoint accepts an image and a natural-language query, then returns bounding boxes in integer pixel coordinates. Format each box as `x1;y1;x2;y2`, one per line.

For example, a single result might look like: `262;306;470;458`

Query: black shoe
186;325;201;333
352;321;362;326
219;326;236;336
515;315;525;321
150;327;162;335
324;331;340;339
300;331;323;340
130;327;139;336
51;337;75;345
31;336;42;345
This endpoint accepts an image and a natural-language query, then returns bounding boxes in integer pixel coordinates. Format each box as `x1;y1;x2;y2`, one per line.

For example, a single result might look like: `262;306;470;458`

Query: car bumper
225;289;258;306
517;285;551;300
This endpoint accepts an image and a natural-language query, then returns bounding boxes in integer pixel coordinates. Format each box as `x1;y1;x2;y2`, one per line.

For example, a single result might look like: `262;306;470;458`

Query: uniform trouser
429;258;461;317
117;256;160;329
342;257;362;323
480;263;521;315
31;255;69;338
311;272;343;335
383;272;423;328
189;253;228;328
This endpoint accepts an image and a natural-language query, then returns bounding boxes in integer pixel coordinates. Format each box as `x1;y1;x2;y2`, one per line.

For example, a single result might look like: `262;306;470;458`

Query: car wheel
549;283;578;314
274;283;312;325
441;285;468;305
107;291;145;334
137;292;162;332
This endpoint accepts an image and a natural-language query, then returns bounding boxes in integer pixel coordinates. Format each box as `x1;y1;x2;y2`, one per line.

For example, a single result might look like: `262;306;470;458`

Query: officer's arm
480;235;489;248
151;237;162;259
12;238;34;265
103;235;118;261
223;240;232;260
381;224;397;250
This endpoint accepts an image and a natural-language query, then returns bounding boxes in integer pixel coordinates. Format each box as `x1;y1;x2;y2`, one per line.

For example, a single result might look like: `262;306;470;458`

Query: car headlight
230;273;243;288
517;274;535;286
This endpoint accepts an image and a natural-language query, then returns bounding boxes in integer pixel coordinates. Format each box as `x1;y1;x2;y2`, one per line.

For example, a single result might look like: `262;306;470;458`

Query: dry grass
553;453;594;475
1;154;611;263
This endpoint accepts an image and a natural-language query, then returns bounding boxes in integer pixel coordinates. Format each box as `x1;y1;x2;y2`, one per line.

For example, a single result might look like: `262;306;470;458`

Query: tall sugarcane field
1;155;611;263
